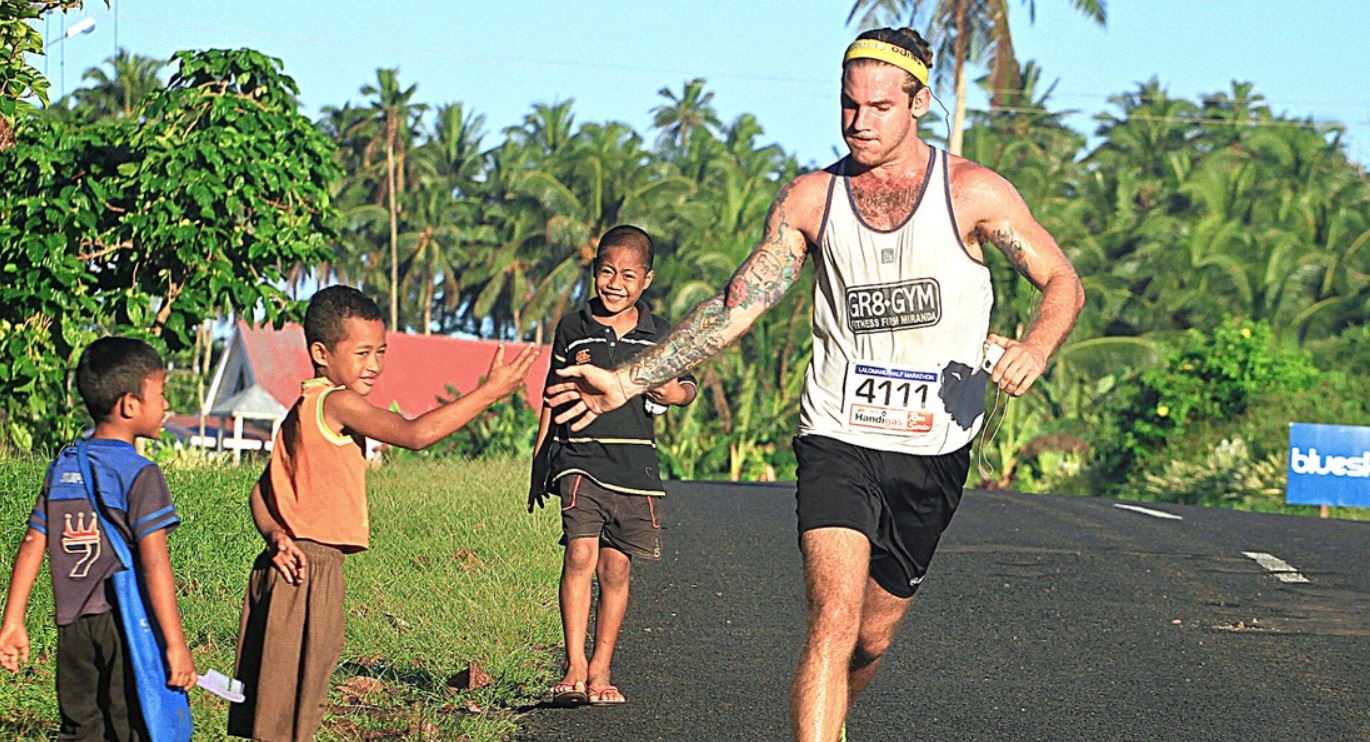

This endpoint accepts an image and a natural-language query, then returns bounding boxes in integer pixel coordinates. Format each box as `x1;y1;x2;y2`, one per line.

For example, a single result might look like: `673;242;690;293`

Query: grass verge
0;456;564;740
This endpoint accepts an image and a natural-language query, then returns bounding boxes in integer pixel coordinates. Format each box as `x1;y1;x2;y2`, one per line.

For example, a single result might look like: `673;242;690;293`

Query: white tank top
798;148;994;455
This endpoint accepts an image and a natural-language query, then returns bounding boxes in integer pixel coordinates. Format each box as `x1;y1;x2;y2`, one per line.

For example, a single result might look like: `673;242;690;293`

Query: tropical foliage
63;48;165;120
0;48;339;451
4;23;1368;513
0;1;86;149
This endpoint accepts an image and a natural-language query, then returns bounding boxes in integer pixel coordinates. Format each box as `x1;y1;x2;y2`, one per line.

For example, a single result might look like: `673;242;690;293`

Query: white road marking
1241;551;1311;583
1113;503;1183;520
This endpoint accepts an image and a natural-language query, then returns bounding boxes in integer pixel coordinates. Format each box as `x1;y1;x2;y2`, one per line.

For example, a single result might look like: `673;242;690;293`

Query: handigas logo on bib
845;277;941;333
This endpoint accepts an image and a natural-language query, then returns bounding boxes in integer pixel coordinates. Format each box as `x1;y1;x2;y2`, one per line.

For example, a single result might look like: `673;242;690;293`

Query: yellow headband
843;39;929;86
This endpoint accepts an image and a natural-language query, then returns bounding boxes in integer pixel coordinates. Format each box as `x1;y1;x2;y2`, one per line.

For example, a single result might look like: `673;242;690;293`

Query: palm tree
291;102;374;294
396;183;487;333
847;0;1106;155
649;112;806;480
68;49;165;120
491;112;695;340
650;78;722;152
502;100;577;160
349;69;427;329
426;102;488;185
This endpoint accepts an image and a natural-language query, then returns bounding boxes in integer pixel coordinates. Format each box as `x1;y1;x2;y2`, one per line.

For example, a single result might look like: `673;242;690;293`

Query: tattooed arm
548;175;822;429
959;164;1085;396
625;179;811;389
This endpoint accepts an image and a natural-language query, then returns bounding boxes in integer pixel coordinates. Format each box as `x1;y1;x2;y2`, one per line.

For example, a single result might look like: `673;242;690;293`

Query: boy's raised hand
481;343;539;400
326;342;538;452
0;622;29;672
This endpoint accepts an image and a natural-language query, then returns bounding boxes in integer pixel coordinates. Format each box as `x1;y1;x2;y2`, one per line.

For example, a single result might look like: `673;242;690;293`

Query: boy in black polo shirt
529;225;696;707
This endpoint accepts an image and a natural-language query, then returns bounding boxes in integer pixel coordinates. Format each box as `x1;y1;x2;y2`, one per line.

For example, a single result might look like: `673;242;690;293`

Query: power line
110;14;1370;114
977;87;1369;110
49;11;1370;164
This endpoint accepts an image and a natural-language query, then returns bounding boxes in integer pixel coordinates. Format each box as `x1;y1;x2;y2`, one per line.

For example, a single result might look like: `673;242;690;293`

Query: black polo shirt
543;301;696;496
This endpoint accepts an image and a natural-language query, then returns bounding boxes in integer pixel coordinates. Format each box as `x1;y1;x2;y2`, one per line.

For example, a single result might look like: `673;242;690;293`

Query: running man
547;27;1084;741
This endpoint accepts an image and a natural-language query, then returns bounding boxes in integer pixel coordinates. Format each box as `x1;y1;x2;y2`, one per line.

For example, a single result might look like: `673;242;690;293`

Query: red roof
235;320;552;416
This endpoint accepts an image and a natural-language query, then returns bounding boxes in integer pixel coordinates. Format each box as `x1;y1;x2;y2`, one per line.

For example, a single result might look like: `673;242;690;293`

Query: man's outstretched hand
546;365;632;431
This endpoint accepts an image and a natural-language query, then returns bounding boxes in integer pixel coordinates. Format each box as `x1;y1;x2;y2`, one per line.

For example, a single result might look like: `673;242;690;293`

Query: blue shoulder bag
75;440;194;742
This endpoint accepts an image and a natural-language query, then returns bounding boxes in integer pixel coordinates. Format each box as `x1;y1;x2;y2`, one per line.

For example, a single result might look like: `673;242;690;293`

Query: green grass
0;456;565;740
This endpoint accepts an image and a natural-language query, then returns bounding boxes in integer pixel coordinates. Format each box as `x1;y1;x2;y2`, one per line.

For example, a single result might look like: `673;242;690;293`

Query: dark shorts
56;609;148;741
558;474;662;560
794;434;970;599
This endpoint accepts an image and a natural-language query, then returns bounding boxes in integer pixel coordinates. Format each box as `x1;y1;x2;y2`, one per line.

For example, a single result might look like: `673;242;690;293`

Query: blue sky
33;1;1370;165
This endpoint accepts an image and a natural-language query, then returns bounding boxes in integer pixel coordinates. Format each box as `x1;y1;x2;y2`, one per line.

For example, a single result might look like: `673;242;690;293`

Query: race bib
841;361;939;435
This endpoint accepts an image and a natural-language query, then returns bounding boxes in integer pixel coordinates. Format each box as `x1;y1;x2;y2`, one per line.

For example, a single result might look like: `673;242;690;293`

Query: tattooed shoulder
982;225;1030;276
950;163;1033;276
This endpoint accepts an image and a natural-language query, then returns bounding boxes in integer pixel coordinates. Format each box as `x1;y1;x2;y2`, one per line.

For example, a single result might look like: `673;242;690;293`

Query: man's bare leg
587;546;631;698
558;537;600;689
848;576;913;705
792;527;869;742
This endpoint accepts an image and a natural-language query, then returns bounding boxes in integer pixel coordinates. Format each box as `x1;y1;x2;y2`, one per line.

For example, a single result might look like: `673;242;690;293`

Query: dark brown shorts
558;474;662;559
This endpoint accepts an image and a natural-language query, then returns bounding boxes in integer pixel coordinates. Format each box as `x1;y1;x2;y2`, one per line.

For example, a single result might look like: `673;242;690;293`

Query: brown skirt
227;539;346;741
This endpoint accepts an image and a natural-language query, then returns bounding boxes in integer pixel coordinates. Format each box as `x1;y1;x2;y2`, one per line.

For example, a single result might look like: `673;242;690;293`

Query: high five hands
545;365;631;431
484;343;541;399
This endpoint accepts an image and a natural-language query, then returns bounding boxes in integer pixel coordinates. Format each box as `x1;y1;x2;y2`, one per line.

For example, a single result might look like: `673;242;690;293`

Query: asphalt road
517;482;1369;741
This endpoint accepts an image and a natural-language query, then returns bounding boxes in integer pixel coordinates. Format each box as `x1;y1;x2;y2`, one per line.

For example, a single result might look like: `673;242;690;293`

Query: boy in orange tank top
228;286;538;741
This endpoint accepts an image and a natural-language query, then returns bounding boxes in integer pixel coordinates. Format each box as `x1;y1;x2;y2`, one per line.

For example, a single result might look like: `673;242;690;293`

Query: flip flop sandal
549;681;589;707
588;685;626;705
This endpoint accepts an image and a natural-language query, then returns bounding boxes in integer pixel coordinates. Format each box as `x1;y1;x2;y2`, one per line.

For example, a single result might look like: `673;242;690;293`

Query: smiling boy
528;225;696;706
228;286;538;740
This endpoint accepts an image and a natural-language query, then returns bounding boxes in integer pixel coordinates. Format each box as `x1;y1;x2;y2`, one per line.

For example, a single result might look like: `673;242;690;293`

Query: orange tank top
266;377;370;551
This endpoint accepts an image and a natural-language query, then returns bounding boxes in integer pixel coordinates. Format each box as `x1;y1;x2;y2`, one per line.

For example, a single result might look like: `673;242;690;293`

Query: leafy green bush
1304;325;1370;381
1138;437;1285;507
1094;319;1317;485
1111;351;1370;518
1229;370;1370;459
0;48;339;453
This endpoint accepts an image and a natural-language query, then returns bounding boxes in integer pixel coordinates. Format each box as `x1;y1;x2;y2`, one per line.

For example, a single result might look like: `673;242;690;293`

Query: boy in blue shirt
0;337;196;738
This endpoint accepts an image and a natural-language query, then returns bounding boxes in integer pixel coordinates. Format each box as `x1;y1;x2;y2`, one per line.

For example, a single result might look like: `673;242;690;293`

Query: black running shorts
793;434;969;598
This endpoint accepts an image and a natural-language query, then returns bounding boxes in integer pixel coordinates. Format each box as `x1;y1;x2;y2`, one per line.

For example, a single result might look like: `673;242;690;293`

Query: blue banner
1286;422;1370;508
